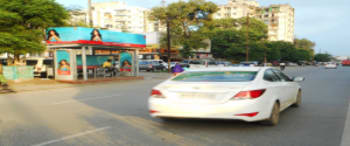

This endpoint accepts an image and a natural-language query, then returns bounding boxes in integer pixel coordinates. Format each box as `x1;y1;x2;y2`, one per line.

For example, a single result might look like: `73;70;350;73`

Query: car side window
263;69;280;82
272;70;292;82
153;61;159;65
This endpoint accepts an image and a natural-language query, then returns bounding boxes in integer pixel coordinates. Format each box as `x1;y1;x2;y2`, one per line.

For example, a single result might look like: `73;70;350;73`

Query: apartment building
213;0;260;19
68;10;88;26
214;0;295;42
90;1;157;34
259;4;295;42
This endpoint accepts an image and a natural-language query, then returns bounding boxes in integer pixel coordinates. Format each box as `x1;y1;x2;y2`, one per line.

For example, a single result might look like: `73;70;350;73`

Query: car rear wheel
262;102;280;126
292;90;302;107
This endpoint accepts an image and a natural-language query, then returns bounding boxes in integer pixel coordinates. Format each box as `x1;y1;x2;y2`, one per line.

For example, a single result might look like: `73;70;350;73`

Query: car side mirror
293;77;305;82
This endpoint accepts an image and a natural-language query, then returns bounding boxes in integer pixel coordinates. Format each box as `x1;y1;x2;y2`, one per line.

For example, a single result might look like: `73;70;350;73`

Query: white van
26;57;54;78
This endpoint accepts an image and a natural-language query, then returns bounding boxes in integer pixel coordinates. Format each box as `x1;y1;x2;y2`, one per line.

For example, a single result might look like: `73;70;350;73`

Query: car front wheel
262;102;280;126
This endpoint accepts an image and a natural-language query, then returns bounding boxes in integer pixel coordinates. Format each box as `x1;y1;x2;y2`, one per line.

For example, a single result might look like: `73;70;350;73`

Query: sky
56;0;350;56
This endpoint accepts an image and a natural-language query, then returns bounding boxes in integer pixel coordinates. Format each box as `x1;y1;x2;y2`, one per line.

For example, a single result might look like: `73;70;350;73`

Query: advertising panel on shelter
46;27;146;48
56;50;71;76
120;52;133;72
55;49;76;81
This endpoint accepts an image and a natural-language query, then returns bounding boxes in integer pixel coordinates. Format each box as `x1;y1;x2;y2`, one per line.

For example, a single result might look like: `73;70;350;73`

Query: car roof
186;67;273;72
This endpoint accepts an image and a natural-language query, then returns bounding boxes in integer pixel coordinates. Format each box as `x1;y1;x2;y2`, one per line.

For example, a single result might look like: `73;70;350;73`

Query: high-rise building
90;1;159;34
214;0;295;42
259;4;295;42
213;0;260;19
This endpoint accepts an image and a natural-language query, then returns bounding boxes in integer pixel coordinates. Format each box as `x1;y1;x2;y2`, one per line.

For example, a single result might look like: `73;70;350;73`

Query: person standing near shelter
172;63;184;76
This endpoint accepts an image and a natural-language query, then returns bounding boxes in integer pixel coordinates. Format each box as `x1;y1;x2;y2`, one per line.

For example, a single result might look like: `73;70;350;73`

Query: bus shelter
46;27;145;81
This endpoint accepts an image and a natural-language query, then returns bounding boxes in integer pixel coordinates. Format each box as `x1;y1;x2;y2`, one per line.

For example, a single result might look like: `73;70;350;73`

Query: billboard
46;27;146;48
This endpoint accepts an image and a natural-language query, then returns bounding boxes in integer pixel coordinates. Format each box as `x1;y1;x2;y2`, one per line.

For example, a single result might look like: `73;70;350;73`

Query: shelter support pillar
82;46;88;81
134;49;139;76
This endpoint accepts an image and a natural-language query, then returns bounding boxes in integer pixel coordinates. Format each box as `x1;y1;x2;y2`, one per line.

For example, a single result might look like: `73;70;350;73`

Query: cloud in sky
56;0;350;56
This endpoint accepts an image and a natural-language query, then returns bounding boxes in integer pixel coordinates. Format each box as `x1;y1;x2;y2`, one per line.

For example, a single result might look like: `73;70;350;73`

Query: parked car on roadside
149;67;305;125
26;57;54;78
216;61;232;66
139;60;166;72
240;61;259;67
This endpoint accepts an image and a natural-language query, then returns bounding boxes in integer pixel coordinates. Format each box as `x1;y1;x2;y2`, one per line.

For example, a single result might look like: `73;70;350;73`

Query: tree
294;38;315;61
209;18;268;62
149;0;218;58
294;38;315;51
211;29;245;61
0;0;69;64
314;53;332;62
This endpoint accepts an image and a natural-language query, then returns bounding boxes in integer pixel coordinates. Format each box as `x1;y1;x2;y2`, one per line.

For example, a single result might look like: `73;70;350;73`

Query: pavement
3;75;151;93
0;66;349;146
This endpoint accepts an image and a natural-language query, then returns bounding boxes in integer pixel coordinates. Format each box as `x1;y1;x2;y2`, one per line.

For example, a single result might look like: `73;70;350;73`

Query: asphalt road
0;66;349;146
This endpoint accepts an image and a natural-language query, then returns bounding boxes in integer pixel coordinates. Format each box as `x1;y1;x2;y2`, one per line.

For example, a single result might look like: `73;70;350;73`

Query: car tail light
149;110;159;114
233;89;266;99
151;89;165;98
235;112;259;117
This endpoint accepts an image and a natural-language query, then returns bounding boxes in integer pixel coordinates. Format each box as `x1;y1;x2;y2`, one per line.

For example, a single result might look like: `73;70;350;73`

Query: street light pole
88;0;93;27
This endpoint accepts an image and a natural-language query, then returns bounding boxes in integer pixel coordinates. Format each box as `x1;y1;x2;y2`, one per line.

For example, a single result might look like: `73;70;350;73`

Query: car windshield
172;71;257;82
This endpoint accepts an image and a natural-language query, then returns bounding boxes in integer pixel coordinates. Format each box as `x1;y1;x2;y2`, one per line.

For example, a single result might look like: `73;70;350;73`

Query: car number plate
179;93;212;99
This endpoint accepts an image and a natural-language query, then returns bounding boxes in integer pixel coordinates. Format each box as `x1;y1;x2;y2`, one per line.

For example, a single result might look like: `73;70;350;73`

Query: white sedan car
325;63;337;69
148;67;305;125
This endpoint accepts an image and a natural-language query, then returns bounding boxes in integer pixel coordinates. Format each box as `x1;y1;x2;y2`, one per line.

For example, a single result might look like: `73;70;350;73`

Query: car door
273;69;299;106
263;69;289;110
270;69;294;109
152;61;160;70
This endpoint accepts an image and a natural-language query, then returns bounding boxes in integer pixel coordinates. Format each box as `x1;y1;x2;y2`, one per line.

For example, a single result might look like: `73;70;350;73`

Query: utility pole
166;17;171;73
245;13;250;62
163;0;171;73
264;50;267;65
88;0;93;27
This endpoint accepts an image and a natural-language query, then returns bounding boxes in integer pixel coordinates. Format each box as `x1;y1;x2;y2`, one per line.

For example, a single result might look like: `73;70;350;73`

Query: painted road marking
52;95;120;105
32;126;111;146
341;97;350;146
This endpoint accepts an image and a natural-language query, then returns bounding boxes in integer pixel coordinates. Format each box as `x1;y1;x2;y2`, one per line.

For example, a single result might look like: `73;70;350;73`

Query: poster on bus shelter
46;27;146;48
56;50;71;75
120;52;132;72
